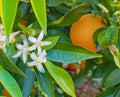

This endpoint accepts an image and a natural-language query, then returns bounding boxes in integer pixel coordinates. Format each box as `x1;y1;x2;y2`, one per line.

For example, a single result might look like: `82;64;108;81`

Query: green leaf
112;1;120;7
49;4;91;26
35;67;55;97
65;0;76;5
30;0;47;34
14;59;35;97
45;60;76;97
97;87;116;97
47;0;65;6
42;36;60;50
0;49;25;77
0;66;22;97
48;29;70;43
22;68;35;97
98;25;119;49
109;45;120;68
114;86;120;97
1;0;18;43
47;42;102;63
104;69;120;88
18;23;35;36
47;0;76;6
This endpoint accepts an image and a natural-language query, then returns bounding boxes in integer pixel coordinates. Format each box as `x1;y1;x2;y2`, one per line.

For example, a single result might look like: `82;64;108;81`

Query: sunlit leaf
49;4;91;26
45;60;76;97
1;0;19;43
0;66;22;97
30;0;47;34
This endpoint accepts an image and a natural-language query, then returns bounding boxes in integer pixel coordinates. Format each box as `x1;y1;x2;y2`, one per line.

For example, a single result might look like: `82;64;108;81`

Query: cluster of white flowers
0;24;20;52
0;24;51;73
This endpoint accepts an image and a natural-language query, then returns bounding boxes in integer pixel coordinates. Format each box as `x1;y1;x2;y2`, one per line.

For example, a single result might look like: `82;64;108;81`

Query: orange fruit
70;13;106;52
67;61;85;72
67;63;80;71
2;89;11;97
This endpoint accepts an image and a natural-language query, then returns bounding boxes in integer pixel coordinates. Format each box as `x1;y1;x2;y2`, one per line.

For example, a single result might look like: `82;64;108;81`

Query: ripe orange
67;63;80;71
70;13;106;52
67;61;85;73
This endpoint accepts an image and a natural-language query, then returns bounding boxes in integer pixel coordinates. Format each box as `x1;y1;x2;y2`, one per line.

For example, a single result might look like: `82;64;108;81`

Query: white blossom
27;49;47;73
28;30;51;54
12;40;32;63
0;24;20;52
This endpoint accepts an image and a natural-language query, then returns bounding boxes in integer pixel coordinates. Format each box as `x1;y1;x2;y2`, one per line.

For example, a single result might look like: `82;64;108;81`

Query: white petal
10;31;20;40
28;36;37;43
2;42;6;48
23;40;28;46
28;44;36;51
0;32;2;36
38;46;42;55
42;41;51;46
12;51;22;58
37;64;45;73
22;51;27;63
30;52;37;60
38;52;46;63
16;44;23;50
38;31;44;42
0;36;6;41
27;61;36;66
41;57;46;63
41;50;47;56
28;23;33;27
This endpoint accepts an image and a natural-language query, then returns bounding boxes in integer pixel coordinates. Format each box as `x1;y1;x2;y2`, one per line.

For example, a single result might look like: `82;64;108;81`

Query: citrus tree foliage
0;0;120;97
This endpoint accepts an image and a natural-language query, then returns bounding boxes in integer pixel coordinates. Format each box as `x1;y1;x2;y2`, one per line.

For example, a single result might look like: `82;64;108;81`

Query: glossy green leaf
0;66;22;97
35;67;55;97
1;0;18;43
104;69;120;88
48;29;70;43
65;0;76;5
114;86;120;97
42;36;59;50
14;59;35;97
97;87;116;97
0;49;25;77
47;42;102;63
47;0;76;6
22;68;35;97
45;60;76;97
30;0;47;34
98;25;119;49
47;0;65;6
49;4;91;26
